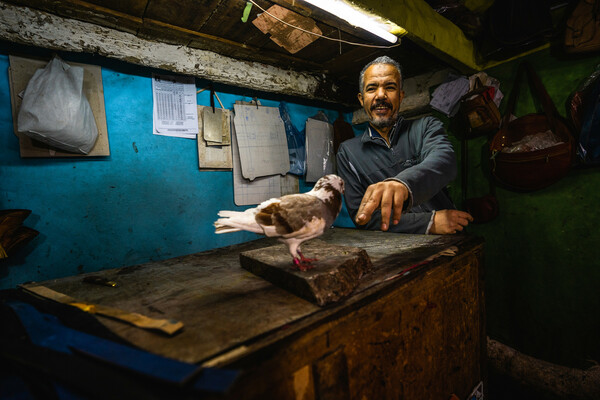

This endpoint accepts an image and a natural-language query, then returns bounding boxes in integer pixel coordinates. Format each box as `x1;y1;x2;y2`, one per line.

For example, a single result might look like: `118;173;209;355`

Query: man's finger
379;189;394;231
392;190;404;225
460;211;474;222
355;187;372;224
456;216;470;227
356;187;380;225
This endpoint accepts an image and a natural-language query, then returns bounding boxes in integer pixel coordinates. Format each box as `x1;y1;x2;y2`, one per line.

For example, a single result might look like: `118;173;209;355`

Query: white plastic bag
17;56;98;154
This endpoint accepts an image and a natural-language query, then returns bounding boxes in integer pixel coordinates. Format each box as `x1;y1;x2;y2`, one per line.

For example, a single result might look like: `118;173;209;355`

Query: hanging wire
246;0;401;49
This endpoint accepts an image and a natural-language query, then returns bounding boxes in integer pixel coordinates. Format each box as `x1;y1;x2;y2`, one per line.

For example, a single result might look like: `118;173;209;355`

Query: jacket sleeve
336;145;434;234
395;117;457;210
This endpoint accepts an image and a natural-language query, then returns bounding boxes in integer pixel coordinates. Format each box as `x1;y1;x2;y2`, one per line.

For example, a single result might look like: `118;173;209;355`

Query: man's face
358;63;404;131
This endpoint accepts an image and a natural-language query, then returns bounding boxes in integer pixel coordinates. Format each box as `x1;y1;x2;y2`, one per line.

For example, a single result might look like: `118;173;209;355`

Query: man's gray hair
358;56;403;93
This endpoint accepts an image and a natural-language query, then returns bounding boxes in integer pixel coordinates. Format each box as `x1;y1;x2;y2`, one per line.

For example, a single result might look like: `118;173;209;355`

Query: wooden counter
22;228;485;399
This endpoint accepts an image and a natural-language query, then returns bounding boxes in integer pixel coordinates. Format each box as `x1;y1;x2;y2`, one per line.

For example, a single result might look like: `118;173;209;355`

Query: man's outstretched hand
430;210;473;234
355;180;409;231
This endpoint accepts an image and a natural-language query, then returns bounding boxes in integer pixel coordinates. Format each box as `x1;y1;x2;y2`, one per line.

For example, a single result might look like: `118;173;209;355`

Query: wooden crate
21;229;485;399
216;234;485;399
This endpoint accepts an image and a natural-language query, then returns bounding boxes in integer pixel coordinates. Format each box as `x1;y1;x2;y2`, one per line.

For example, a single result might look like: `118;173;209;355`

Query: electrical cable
246;0;401;49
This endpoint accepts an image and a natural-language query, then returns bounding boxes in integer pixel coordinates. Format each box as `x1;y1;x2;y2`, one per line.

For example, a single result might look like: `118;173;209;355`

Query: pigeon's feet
292;257;315;272
298;251;318;263
291;251;318;271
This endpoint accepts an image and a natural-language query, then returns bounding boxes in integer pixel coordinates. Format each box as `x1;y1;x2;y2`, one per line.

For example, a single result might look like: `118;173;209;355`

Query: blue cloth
6;300;238;394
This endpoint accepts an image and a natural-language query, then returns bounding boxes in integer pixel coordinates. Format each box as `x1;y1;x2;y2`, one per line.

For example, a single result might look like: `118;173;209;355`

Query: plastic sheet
279;102;306;176
17;55;98;154
502;130;564;153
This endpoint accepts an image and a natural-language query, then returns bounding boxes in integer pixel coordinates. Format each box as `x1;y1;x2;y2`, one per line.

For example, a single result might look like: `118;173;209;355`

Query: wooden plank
144;0;220;31
8;55;110;158
9;0;143;34
240;240;372;306
0;2;345;103
218;236;485;400
198;0;262;37
139;15;321;72
84;0;148;17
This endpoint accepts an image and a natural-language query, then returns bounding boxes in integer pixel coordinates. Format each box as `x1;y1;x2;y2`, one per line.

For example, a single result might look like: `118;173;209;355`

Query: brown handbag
458;77;501;139
490;62;575;191
565;0;600;54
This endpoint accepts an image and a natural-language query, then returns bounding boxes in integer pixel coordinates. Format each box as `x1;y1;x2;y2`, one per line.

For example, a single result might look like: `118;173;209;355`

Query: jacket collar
360;117;404;145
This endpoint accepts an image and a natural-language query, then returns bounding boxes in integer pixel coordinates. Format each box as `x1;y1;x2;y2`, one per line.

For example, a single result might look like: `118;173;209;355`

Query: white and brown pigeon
214;174;344;271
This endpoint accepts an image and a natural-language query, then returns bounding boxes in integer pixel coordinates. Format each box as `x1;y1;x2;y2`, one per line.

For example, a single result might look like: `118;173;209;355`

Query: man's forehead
364;64;401;84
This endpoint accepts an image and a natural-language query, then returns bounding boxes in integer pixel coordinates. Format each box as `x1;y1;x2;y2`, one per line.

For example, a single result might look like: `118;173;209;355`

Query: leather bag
458;78;501;139
490;62;575;191
565;0;600;54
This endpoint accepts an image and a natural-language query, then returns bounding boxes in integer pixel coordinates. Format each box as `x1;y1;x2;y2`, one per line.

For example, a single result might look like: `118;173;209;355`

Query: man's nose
374;87;386;99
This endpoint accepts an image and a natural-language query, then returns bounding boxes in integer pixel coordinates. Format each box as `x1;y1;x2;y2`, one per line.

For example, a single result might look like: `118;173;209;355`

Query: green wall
448;48;600;369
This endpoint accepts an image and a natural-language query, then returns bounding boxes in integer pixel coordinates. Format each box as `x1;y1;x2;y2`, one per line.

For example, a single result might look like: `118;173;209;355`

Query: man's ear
357;92;364;107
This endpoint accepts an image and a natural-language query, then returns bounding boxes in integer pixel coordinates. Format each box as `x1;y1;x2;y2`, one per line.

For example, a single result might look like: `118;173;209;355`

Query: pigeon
214;174;345;271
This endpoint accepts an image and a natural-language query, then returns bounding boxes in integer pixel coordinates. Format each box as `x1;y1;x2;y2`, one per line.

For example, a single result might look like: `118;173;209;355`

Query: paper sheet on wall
231;121;282;206
152;73;198;138
233;104;289;181
305;118;334;183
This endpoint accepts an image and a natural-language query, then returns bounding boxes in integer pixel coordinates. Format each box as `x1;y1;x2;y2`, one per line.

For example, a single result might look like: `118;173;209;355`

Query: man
336;56;472;234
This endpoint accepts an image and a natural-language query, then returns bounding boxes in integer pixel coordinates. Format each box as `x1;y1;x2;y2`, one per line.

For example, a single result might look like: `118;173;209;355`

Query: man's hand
355;180;409;231
430;210;473;234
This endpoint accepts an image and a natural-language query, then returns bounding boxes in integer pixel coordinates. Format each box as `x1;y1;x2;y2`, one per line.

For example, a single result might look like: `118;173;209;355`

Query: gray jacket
336;116;457;234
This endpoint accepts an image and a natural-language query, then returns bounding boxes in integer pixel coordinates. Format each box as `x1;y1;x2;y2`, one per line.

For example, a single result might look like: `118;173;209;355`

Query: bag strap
461;135;495;207
502;61;560;134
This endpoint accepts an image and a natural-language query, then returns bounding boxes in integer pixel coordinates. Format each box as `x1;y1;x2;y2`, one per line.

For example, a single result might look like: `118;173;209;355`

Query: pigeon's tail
214;223;241;234
214;210;263;235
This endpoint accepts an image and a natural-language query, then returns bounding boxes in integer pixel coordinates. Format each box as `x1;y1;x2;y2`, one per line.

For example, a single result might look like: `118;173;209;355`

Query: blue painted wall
0;49;354;290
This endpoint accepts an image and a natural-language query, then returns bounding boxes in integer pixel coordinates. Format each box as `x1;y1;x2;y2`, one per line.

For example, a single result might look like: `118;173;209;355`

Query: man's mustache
371;100;392;110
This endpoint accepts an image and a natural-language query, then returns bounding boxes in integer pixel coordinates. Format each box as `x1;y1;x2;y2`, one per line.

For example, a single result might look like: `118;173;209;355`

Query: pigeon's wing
255;194;327;238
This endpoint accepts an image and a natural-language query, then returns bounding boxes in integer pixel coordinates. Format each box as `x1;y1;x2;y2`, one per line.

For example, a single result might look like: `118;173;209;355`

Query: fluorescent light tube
302;0;398;43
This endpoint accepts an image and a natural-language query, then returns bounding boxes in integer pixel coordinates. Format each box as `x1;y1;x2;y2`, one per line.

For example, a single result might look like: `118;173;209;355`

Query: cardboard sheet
197;105;232;170
233;104;289;181
231;120;281;206
252;5;321;54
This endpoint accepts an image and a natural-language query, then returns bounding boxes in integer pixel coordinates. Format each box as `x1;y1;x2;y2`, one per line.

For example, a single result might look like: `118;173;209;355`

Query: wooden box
19;229;485;399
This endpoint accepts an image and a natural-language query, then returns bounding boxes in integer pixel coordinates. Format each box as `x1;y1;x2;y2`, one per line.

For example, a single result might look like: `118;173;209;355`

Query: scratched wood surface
240;240;373;306
223;237;485;400
22;228;469;364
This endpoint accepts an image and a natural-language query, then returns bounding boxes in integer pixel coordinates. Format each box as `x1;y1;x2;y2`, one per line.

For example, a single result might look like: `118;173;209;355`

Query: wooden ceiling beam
0;1;350;104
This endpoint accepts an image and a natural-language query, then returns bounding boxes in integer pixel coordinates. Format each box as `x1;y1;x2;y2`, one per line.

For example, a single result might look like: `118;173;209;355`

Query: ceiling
0;0;573;107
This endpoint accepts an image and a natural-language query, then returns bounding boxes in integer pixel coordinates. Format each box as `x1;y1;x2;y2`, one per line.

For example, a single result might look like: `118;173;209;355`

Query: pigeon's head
310;175;344;221
314;174;345;195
